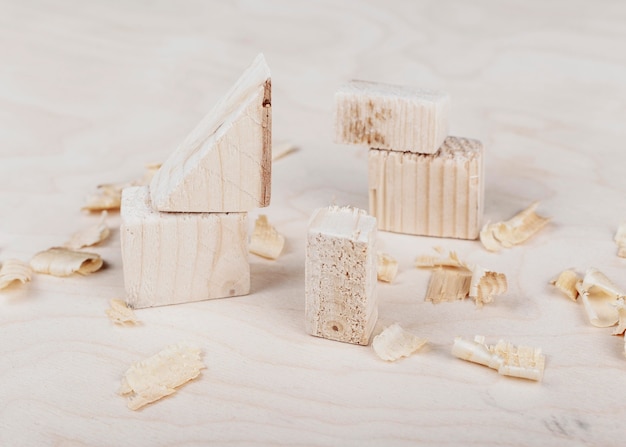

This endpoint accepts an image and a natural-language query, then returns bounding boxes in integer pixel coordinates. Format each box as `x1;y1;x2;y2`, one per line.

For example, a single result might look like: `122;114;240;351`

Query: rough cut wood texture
334;80;450;153
121;186;249;308
305;206;378;345
369;137;484;239
150;53;271;212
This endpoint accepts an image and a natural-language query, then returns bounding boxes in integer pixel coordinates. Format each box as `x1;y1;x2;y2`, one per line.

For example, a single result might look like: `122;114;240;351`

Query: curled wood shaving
119;343;205;410
582;268;625;300
491;340;546;381
612;299;626;336
249;215;285;260
425;269;472;303
479;202;550;251
470;268;508;307
83;184;123;212
372;323;427;361
553;267;626;330
479;223;502;252
30;247;103;277
0;259;33;289
65;211;110;249
576;286;612;328
493;202;550;247
107;299;138;325
452;336;545;381
83;163;161;212
452;336;496;368
418;250;506;306
377;252;398;283
615;222;626;258
550;270;581;301
576;268;625;328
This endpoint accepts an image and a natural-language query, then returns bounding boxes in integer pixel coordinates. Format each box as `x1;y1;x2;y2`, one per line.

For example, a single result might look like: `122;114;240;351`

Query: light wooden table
2;1;626;445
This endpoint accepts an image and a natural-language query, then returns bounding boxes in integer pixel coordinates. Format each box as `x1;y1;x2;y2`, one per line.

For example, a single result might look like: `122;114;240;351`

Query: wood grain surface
368;138;483;239
1;1;626;446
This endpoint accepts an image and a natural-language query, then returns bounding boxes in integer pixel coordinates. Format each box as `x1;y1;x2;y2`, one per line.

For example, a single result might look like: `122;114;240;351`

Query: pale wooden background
1;1;626;446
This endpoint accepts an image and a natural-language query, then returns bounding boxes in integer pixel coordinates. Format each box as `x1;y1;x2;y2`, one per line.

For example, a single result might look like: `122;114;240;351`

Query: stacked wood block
368;138;484;239
150;53;271;213
335;80;484;239
121;187;250;308
121;54;271;308
335;80;449;153
305;206;378;345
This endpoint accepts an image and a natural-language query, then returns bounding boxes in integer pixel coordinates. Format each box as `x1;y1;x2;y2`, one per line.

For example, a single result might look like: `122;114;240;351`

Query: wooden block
305;206;378;345
150;53;271;212
121;186;249;308
368;136;484;239
334;80;450;153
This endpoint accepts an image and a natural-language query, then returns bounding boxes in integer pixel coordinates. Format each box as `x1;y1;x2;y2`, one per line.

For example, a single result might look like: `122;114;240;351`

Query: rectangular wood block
121;186;249;308
305;206;378;345
368;136;484;239
334;80;450;154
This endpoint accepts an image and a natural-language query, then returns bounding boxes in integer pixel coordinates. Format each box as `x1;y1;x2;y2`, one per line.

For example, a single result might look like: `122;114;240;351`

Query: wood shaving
452;336;545;381
83;163;161;212
576;287;614;328
615;222;626;258
470;267;508;307
83;183;123;212
552;267;626;330
372;323;427;361
452;336;496;368
493;202;550;247
272;141;299;161
479;202;550;251
377;252;398;283
119;343;205;410
582;268;626;299
106;299;138;325
249;215;285;260
425;269;472;303
0;259;33;289
612;299;626;336
576;268;624;328
550;270;581;301
30;247;103;277
65;211;110;249
418;250;506;306
491;339;546;381
479;222;502;252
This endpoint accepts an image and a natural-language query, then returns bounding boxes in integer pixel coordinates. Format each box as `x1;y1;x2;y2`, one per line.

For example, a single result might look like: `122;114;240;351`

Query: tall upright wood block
150;53;271;212
334;80;450;154
305;206;378;345
121;186;249;308
368;136;484;240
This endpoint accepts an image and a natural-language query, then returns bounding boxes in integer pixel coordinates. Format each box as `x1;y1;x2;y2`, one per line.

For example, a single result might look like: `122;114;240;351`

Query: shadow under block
334;80;450;154
120;186;250;309
305;206;378;346
150;53;271;212
368;137;484;240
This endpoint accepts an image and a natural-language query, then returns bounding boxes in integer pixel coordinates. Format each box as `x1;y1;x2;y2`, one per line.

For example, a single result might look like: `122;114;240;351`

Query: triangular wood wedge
150;53;271;212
